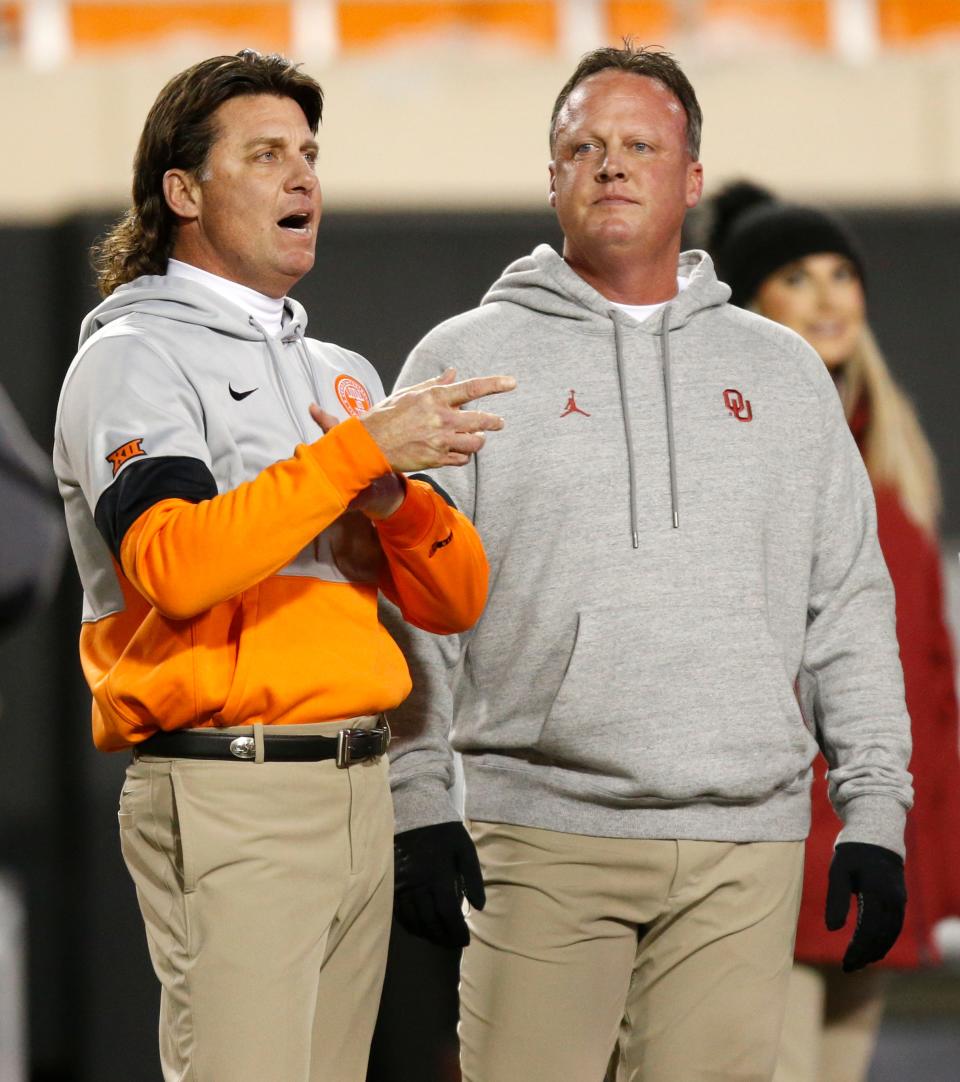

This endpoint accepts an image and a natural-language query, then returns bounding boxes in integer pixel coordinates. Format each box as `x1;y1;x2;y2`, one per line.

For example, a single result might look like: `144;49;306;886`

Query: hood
482;244;732;540
481;243;730;330
78;274;309;349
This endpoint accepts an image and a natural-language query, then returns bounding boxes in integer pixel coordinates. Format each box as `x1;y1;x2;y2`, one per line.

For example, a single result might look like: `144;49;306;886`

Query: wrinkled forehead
556;70;686;139
209;92;313;145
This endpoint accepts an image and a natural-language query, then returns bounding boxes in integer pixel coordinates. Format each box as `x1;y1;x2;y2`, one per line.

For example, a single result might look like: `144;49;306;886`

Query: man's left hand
309;404;405;519
825;841;906;972
394;821;485;949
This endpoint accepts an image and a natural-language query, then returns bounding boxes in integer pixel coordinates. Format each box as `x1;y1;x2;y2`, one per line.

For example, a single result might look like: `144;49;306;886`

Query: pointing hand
359;368;517;473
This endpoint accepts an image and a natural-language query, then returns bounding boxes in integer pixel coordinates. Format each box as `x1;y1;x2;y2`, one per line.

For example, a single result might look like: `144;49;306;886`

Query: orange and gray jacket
54;275;488;751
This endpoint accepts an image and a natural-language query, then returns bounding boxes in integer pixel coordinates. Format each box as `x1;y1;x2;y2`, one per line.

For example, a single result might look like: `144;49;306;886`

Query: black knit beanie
707;181;866;308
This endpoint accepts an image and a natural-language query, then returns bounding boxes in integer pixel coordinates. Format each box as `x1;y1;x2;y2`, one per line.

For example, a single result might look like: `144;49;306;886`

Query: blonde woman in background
708;182;960;1082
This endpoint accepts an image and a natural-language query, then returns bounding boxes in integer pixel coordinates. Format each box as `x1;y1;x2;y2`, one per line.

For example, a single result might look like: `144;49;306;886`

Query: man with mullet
385;44;913;1081
54;49;514;1082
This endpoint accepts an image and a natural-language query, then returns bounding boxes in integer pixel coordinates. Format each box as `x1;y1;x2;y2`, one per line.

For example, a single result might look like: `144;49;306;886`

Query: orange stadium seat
609;1;829;49
70;2;291;53
0;3;20;45
607;2;674;43
703;0;829;48
337;2;556;51
877;0;960;45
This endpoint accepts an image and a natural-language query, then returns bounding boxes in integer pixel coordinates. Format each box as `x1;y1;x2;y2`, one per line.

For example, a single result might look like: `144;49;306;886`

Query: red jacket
793;426;960;965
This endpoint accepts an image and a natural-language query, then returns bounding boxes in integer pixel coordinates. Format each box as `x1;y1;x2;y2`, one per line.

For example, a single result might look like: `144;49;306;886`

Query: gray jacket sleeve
383;333;479;833
799;362;913;856
0;385;66;631
381;596;467;832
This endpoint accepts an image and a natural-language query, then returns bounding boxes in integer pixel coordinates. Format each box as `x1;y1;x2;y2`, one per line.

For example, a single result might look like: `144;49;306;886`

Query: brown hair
92;49;323;297
549;43;702;160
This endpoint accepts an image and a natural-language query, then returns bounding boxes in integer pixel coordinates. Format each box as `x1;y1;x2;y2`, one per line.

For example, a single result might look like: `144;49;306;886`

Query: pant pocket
117;769;149;834
169;764;199;894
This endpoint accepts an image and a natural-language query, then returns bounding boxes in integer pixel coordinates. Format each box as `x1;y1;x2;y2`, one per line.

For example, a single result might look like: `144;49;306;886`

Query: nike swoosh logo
229;384;258;401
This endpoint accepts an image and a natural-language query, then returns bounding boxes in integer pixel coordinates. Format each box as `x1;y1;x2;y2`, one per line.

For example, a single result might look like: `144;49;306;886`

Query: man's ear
686;160;704;210
548;161;557;208
163;168;202;221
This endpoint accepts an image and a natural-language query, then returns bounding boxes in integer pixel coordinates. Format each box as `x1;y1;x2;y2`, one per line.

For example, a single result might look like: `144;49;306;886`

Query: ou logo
723;388;753;422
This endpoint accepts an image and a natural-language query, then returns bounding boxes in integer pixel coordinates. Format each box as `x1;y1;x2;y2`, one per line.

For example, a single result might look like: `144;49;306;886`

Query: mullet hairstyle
92;49;323;297
549;42;702;160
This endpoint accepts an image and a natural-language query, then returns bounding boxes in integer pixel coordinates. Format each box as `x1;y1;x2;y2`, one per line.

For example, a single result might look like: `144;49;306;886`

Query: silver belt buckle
336;725;390;769
336;729;352;768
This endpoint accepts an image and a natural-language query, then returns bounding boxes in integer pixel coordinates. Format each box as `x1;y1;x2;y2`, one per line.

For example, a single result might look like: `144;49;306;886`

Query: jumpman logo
560;389;591;418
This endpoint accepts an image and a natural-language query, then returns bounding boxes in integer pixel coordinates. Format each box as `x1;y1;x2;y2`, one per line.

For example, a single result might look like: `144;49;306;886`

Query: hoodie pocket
535;603;812;804
101;589;257;735
214;587;259;726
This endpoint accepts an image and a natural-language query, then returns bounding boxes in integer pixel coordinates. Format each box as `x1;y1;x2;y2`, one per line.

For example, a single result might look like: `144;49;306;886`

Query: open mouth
277;212;312;234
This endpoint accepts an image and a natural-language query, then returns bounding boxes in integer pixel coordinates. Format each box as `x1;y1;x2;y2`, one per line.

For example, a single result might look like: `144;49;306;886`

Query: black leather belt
135;725;390;768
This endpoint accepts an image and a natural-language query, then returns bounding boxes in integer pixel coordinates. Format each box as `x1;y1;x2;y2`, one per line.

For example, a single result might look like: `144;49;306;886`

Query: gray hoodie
384;245;912;854
56;275;386;625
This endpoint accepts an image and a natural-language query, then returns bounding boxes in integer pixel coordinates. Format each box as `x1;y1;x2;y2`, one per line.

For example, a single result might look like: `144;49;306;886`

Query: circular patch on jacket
335;374;372;417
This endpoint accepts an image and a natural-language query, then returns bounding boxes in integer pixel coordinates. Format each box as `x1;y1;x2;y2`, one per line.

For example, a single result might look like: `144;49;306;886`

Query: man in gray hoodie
384;45;912;1081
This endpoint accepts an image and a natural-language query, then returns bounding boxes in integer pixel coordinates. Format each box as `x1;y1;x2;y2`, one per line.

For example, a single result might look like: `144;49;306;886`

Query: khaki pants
118;722;394;1082
460;822;804;1082
773;963;889;1082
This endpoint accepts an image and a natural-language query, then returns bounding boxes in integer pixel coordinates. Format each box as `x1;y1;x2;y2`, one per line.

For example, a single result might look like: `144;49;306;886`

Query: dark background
1;205;958;1080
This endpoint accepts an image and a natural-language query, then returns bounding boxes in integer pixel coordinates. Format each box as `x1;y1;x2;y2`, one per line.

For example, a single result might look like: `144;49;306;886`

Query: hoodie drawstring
290;329;326;417
658;306;680;530
611;306;680;545
255;317;312;444
611;316;640;549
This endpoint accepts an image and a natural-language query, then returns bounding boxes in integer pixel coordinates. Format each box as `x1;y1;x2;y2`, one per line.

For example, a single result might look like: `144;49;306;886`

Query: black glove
393;822;486;949
825;841;906;972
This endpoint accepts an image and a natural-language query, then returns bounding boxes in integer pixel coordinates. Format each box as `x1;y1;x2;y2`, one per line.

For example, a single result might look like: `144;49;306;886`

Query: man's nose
287;160;319;192
597;153;627;181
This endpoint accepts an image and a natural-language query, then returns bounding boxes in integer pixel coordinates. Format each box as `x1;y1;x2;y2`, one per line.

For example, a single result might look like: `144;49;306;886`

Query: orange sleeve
375;479;489;635
119;419;392;620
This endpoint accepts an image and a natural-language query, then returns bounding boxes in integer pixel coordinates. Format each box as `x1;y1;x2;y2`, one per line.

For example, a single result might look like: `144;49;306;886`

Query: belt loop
253;722;265;764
